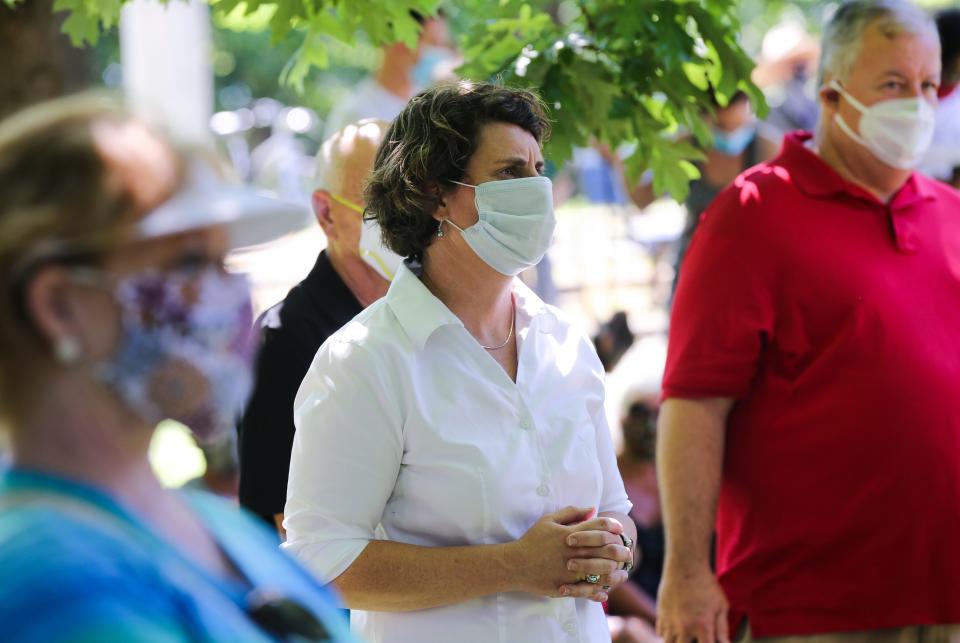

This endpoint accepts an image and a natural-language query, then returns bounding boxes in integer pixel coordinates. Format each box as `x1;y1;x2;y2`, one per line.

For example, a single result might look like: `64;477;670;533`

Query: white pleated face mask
444;176;555;276
331;193;404;281
830;80;936;170
359;218;404;281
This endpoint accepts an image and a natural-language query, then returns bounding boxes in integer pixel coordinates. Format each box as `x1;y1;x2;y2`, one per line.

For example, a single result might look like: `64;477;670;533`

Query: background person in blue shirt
0;93;355;643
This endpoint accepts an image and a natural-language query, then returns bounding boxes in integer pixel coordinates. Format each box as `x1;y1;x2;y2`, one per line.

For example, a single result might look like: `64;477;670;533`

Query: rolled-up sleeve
282;338;403;583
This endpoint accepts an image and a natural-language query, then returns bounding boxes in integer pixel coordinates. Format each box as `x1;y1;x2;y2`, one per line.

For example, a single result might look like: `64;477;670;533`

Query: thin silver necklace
480;298;515;351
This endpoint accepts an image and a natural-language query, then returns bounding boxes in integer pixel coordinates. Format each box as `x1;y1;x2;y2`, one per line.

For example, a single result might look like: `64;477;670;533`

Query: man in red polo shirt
656;2;960;642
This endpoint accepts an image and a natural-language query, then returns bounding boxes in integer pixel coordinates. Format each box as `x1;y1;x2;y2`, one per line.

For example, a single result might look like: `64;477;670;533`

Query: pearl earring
436;220;445;239
54;337;81;365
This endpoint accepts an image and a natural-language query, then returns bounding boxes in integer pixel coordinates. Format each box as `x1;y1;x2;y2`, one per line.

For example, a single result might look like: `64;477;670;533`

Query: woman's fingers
566;516;623;537
558;569;630;601
568;543;632;564
558;582;608;602
566;529;622;548
567;556;621;575
597;570;629;589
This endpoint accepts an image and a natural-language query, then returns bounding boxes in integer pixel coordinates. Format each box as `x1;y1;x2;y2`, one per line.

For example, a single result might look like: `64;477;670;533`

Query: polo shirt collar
778;131;936;207
304;250;363;319
386;261;555;350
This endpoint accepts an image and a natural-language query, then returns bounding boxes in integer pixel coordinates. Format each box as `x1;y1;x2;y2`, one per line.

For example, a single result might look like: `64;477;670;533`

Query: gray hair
313;118;388;193
819;0;939;85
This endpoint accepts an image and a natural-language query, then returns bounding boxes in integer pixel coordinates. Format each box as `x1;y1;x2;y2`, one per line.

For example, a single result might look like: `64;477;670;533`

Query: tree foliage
9;0;769;200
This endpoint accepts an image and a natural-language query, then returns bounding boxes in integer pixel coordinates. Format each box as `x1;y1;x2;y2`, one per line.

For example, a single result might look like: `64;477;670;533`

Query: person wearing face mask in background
656;2;960;642
320;12;455;142
0;95;357;642
237;118;398;536
628;92;779;298
283;82;636;643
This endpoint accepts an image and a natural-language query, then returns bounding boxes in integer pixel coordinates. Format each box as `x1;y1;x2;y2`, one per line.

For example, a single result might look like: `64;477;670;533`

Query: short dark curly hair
364;81;550;260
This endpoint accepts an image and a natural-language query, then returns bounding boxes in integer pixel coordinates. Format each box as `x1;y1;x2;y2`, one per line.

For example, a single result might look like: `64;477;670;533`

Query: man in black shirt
238;119;399;534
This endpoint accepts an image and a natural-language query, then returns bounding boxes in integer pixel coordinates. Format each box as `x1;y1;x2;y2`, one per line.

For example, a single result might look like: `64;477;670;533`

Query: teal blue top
0;469;357;642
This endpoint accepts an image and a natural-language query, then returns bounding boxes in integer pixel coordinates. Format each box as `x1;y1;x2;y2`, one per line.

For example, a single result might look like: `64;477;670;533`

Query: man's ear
312;190;336;239
818;78;841;116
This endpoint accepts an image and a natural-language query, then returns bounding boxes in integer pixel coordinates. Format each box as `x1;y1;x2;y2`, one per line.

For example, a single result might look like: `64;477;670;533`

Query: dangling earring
436;219;445;239
54;336;81;365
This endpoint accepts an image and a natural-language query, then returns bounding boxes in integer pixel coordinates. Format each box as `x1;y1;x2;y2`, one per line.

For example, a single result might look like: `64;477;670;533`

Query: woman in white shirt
284;81;636;643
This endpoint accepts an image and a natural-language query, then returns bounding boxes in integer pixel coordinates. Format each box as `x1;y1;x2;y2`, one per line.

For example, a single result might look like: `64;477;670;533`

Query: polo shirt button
563;622;576;634
536;484;550;497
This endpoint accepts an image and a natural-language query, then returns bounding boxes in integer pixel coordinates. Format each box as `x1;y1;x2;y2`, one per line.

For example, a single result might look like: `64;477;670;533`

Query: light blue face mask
711;123;757;156
411;45;455;89
444;176;555;276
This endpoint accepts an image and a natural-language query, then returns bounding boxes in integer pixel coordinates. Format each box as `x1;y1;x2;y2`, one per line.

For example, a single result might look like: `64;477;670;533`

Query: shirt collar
777;131;936;207
512;276;555;334
304;250;363;318
386;263;464;350
386;262;555;350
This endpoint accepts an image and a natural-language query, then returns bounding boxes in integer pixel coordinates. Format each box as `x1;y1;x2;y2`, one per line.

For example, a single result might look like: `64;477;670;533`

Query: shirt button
519;419;531;430
536;484;550;497
563;622;577;634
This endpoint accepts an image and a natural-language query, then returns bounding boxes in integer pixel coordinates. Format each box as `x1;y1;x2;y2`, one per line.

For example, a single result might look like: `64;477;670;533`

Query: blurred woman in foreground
0;95;354;642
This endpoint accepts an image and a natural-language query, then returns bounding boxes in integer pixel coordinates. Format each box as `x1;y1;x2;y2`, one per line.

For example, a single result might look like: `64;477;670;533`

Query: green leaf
280;30;328;91
648;138;705;202
54;0;104;46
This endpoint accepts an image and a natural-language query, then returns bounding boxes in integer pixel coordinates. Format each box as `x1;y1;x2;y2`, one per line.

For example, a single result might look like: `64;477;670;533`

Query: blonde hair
0;92;184;421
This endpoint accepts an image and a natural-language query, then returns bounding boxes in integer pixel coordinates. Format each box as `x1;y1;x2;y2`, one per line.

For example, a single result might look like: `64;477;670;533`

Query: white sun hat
135;159;308;250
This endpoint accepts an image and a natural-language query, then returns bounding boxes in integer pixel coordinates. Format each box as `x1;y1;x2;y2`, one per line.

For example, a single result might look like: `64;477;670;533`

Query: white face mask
444;176;555;276
830;79;936;170
331;192;404;281
359;218;404;280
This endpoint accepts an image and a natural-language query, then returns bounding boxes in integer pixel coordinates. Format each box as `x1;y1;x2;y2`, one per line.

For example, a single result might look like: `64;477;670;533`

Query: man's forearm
332;540;518;612
656;397;733;573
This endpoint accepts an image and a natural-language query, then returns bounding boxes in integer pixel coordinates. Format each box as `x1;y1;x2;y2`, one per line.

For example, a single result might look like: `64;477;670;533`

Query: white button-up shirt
284;263;631;643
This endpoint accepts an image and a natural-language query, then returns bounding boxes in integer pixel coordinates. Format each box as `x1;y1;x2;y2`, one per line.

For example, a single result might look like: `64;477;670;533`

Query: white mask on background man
331;192;404;281
830;79;936;170
359;218;404;280
444;176;555;276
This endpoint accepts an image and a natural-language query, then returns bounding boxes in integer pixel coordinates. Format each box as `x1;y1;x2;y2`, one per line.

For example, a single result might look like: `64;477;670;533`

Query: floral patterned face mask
73;267;255;443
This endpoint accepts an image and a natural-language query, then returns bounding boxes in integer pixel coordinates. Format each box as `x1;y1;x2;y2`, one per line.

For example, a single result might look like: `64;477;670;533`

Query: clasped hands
513;505;634;603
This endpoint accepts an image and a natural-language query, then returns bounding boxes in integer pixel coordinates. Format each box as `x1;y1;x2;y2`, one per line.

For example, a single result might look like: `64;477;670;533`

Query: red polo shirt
663;132;960;637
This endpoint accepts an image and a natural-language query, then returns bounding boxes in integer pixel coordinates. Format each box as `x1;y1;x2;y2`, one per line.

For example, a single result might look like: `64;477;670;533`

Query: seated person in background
607;398;663;630
0;95;355;642
237;118;399;535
